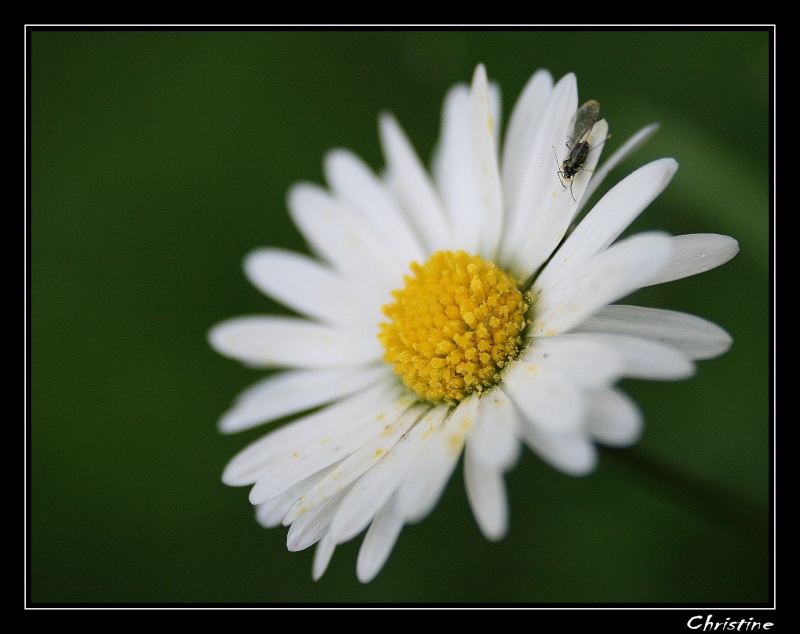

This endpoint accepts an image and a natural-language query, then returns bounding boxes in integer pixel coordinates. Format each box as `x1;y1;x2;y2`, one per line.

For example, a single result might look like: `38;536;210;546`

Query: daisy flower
208;64;738;583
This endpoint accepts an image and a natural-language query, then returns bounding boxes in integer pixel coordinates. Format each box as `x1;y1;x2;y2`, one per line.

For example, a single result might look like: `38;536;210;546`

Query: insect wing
556;99;602;199
568;99;600;147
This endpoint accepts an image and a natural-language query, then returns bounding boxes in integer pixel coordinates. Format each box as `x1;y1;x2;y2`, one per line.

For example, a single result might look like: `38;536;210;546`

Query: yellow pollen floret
378;250;529;405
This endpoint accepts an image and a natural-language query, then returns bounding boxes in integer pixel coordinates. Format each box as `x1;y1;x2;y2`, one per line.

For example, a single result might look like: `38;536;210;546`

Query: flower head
209;64;738;582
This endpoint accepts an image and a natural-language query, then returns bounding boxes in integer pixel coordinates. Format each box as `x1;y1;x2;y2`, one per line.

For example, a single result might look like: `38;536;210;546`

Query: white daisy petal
255;472;325;528
249;394;416;504
396;396;478;523
502;365;585;435
208;315;382;369
523;334;624;388
255;494;296;529
501;69;554;215
329;405;447;545
464;446;509;541
379;112;452;252
281;467;335;528
431;65;503;259
287;183;402;298
312;533;336;581
532;232;673;336
488;80;502;147
465;390;520;472
535;158;679;294
221;383;399;486
219;366;389;433
470;64;504;258
579;123;661;210
567;332;695;380
432;85;477;249
585;387;643;447
519;423;598;477
356;495;405;583
324;148;426;267
286;487;348;552
282;404;423;525
503;72;580;276
244;248;379;331
643;233;741;287
574;304;733;360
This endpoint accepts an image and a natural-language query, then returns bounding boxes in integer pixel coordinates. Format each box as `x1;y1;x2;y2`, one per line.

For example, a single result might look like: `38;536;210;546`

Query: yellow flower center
378;250;529;405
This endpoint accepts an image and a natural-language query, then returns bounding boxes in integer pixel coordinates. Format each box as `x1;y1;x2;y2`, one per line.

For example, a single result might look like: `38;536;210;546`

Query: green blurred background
29;29;771;604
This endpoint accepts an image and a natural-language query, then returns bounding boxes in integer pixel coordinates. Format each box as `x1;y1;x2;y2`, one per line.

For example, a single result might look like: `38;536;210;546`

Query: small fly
555;99;601;199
